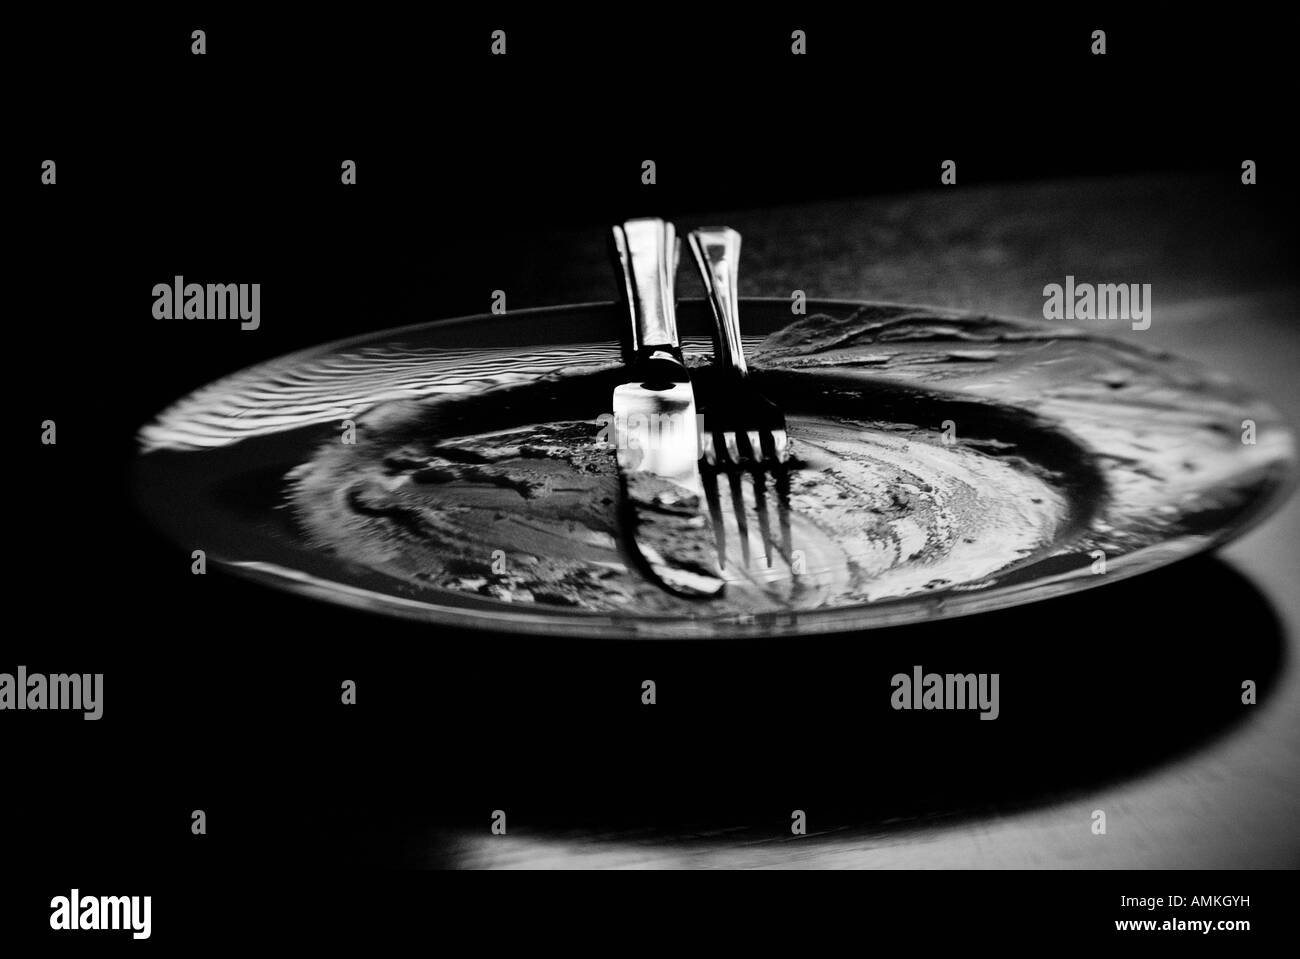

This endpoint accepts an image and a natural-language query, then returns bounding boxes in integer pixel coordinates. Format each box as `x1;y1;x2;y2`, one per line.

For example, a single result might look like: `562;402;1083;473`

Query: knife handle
688;226;748;378
613;218;683;363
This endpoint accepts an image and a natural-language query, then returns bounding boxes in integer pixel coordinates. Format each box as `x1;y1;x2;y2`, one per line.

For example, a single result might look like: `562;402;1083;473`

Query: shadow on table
328;555;1286;867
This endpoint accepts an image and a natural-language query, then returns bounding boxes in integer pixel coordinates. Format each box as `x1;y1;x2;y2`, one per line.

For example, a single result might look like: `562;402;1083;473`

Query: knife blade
610;218;725;599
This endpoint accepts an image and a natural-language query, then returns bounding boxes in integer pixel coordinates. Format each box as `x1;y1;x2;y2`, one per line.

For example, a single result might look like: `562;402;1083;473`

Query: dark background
7;7;1297;946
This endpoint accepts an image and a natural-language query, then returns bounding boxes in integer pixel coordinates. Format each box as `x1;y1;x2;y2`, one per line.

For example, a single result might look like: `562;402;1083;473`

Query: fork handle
613;218;682;358
688;227;748;377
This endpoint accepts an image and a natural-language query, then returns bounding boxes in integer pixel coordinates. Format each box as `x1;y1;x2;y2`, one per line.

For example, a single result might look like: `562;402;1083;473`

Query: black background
8;7;1296;947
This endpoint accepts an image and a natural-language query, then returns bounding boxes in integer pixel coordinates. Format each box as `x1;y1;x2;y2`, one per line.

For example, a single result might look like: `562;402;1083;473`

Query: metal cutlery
688;226;794;573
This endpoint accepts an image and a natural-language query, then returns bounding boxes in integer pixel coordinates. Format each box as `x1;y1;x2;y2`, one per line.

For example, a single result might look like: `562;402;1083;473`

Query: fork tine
750;468;774;567
772;429;789;464
700;431;717;466
723;431;741;466
775;467;794;565
700;464;727;570
745;430;763;463
727;469;751;567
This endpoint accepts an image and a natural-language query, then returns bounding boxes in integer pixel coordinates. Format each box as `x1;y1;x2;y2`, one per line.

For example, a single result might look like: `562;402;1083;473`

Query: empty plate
134;299;1296;638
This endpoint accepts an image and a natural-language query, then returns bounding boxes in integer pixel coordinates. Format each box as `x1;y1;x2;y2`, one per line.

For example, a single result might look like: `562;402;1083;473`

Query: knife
610;218;725;598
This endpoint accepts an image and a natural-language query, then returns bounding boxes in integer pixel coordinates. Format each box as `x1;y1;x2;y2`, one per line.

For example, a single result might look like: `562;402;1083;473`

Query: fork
688;227;794;572
687;227;789;467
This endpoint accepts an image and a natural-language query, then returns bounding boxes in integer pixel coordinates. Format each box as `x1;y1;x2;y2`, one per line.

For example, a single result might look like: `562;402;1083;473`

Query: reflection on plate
135;300;1296;638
